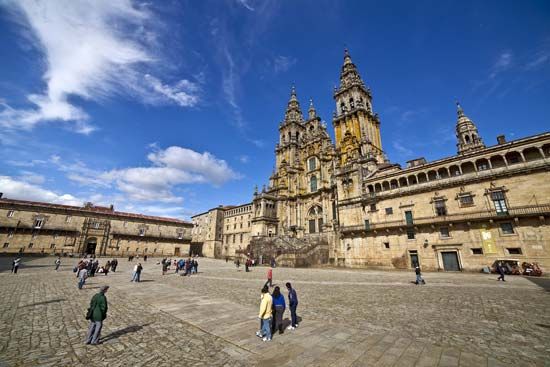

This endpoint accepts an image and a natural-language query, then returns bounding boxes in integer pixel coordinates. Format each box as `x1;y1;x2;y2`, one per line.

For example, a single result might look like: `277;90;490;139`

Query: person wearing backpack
85;285;109;345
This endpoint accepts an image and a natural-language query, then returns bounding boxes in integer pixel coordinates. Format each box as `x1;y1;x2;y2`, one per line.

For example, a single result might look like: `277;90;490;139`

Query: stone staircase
247;235;329;267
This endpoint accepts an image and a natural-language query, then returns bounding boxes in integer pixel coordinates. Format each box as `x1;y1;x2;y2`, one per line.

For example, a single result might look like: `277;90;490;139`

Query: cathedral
192;49;550;272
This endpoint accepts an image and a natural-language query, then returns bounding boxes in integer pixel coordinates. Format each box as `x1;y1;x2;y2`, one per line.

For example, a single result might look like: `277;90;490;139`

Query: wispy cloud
235;0;255;11
0;0;200;134
392;141;413;157
239;155;250;163
490;51;513;79
273;55;297;73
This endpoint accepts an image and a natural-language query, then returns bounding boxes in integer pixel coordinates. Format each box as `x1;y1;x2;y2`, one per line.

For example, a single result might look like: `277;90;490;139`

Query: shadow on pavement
525;277;550;292
21;298;66;307
101;323;152;342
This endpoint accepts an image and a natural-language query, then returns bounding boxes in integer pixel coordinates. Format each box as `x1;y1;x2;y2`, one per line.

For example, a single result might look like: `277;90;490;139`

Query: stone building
191;49;550;271
0;198;193;257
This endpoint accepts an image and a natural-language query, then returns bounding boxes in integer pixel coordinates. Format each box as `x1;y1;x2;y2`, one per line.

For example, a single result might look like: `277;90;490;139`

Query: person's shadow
101;323;151;342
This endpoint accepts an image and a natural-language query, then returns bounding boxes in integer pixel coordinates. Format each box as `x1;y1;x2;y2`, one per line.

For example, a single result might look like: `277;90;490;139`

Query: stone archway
307;205;323;234
85;237;98;255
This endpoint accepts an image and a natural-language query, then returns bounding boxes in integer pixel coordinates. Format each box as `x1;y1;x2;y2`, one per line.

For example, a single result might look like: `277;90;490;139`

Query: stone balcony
340;203;550;235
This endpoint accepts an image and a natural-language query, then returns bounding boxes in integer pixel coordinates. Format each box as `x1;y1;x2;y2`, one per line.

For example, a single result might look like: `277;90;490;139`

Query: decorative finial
456;101;465;117
308;98;316;119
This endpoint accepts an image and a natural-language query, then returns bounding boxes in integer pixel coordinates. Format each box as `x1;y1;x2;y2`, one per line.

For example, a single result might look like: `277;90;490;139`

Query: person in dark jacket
286;282;299;330
271;286;286;335
85;285;109;345
415;265;425;285
497;262;506;281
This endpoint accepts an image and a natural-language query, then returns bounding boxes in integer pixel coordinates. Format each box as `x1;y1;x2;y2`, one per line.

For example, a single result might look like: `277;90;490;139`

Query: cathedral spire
308;98;317;119
337;48;366;92
455;101;485;154
283;85;303;123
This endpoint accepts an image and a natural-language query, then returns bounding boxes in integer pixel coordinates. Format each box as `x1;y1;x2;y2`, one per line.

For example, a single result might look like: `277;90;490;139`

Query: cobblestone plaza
0;257;549;366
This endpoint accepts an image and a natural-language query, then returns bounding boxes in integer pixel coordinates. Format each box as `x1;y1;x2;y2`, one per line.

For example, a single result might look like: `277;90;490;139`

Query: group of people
74;258;119;289
160;258;199;276
257;279;299;342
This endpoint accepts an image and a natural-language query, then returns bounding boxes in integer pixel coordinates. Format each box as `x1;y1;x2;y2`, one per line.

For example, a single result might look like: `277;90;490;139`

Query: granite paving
0;256;549;366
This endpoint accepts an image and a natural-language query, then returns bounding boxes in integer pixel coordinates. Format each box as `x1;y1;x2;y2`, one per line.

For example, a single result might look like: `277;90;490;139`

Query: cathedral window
308;157;316;171
310;175;318;192
307;206;323;233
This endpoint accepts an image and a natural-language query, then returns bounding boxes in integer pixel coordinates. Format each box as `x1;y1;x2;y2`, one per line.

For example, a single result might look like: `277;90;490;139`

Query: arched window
308;205;323;233
464;135;470;143
308;157;316;171
310;175;318;192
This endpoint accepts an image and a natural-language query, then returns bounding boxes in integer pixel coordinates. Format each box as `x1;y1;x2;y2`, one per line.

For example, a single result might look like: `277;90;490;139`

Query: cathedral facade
200;50;550;271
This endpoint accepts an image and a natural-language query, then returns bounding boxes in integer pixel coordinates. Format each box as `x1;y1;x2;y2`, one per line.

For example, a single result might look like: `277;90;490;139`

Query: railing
340;203;550;233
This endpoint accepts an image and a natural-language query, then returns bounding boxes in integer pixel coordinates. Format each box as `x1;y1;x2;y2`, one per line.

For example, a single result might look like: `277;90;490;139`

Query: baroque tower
332;49;384;165
455;102;485;154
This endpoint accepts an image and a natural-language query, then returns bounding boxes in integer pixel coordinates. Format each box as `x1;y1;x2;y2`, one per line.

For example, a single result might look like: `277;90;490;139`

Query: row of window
372;190;508;220
224;233;247;244
226;221;251;230
224;206;252;217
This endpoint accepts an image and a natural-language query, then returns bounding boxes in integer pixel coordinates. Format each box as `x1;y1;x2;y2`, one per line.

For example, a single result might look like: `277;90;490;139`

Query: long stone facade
0;199;193;257
192;50;550;271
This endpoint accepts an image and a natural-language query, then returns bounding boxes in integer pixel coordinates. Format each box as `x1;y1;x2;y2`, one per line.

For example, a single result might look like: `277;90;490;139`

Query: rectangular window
177;232;183;239
232;234;235;243
385;207;393;215
240;223;243;228
406;228;415;240
28;243;34;248
50;244;55;249
65;215;72;223
364;220;370;231
369;203;377;212
94;222;100;229
471;248;483;255
7;210;15;218
3;243;8;248
8;231;13;238
434;200;447;216
440;227;450;238
384;242;390;249
500;222;514;234
240;233;243;242
34;219;44;229
139;228;145;236
248;221;251;227
458;195;474;207
507;247;522;255
491;191;508;214
309;219;316;233
405;211;414;225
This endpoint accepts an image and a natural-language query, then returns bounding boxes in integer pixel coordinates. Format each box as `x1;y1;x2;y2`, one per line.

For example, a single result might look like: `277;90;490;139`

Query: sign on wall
480;229;497;254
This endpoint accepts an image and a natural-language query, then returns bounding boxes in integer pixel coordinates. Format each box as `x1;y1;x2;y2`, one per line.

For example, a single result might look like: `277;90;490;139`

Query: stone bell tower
455;102;485;155
332;49;384;166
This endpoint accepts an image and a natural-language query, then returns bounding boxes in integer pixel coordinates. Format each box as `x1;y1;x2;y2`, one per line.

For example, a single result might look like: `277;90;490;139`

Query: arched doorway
307;205;323;234
85;237;97;255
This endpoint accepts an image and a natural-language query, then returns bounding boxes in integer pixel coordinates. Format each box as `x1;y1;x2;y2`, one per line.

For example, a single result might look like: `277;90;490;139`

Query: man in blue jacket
286;282;298;330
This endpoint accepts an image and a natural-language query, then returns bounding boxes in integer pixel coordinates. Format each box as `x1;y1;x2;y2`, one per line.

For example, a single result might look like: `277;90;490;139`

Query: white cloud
18;171;45;185
0;0;199;133
490;51;513;79
236;0;255;11
239;155;250;164
273;55;297;73
50;146;241;203
0;176;83;206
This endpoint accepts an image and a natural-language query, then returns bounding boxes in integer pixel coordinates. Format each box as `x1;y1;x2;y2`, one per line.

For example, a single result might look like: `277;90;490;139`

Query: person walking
415;265;425;285
265;267;273;288
193;259;199;274
135;263;143;282
286;282;299;330
78;267;88;289
11;258;21;274
271;286;286;335
85;285;109;345
131;263;139;282
55;257;61;271
111;259;118;272
256;285;272;342
497;261;506;282
245;259;250;273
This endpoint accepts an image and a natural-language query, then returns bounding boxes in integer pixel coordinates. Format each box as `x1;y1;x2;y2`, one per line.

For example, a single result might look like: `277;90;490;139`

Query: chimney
497;135;506;145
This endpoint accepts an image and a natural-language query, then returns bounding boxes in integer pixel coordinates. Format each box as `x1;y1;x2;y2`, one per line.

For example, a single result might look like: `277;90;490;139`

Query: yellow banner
481;229;497;254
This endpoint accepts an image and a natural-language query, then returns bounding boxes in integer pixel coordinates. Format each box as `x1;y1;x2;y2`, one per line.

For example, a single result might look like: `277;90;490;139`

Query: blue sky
0;0;549;219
